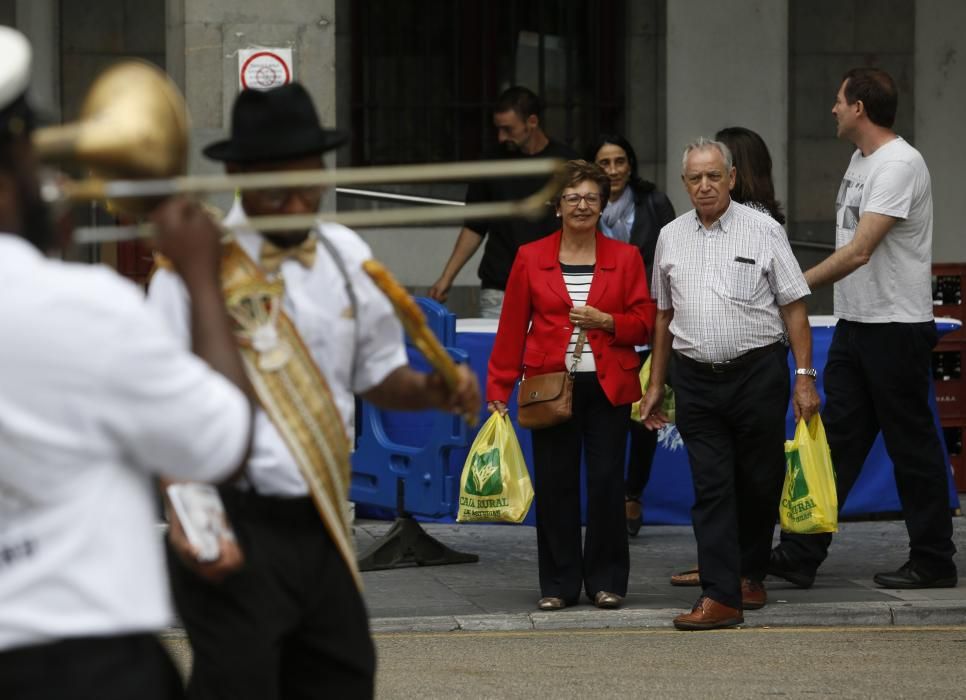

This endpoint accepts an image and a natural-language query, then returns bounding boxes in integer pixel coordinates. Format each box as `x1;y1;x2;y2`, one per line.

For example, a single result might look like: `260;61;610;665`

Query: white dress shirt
147;215;409;496
0;234;250;651
652;201;810;363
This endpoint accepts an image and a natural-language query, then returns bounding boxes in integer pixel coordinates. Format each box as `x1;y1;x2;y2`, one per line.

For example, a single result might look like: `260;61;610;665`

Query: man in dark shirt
429;86;576;318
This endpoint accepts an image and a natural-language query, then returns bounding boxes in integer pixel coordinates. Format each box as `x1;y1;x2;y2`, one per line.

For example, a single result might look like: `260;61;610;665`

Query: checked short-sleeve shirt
651;201;809;363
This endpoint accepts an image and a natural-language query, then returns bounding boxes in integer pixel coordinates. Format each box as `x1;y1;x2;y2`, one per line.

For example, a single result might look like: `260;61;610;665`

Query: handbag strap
569;328;587;377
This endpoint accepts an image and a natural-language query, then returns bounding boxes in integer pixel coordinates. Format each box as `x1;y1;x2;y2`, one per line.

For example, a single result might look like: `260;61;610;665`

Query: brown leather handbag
517;330;586;430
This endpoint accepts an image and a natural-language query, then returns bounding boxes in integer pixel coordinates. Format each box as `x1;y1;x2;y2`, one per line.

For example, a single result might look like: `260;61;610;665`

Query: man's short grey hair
681;137;733;174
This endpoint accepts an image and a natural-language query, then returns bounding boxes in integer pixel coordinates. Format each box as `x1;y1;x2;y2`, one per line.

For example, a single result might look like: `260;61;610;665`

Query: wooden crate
943;421;965;492
933;263;965;343
933;342;964;419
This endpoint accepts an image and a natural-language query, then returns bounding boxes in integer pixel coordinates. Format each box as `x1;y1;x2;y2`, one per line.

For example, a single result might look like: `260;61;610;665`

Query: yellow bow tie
259;234;317;273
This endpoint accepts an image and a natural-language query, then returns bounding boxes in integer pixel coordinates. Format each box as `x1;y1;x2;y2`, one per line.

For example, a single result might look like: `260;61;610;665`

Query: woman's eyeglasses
560;192;601;207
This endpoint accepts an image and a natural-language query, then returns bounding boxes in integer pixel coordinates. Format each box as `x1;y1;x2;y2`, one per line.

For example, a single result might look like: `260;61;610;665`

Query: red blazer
487;230;655;407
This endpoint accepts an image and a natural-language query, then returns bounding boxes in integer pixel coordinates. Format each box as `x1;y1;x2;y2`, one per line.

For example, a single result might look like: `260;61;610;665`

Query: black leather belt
220;487;319;527
674;341;785;374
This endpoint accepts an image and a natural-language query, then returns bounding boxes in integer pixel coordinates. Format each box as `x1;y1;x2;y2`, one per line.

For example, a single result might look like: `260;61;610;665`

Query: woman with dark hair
669;125;787;588
588;134;675;536
715;126;785;224
487;159;655;611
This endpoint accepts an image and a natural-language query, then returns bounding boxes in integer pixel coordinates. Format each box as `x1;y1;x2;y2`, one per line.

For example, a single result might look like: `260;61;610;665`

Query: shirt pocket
719;259;762;302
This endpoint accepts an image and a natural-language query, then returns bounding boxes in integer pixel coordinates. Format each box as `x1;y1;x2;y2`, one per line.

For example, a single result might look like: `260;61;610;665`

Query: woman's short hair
554;159;610;207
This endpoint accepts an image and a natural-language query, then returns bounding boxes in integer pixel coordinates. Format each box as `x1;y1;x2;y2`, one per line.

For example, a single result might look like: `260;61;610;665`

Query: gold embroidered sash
220;241;362;590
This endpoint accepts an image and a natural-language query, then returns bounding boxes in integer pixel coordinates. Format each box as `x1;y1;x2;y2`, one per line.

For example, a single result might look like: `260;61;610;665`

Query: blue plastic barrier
350;299;469;518
353;308;962;524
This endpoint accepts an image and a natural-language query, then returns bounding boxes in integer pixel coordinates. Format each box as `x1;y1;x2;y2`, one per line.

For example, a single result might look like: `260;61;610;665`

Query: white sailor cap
0;26;32;137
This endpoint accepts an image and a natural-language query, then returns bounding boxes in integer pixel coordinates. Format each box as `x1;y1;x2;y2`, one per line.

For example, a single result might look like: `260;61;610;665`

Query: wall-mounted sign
239;48;293;91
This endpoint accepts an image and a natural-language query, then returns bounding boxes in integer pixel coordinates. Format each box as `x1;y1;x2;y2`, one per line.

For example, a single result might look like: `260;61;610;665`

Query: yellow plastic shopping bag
780;415;838;534
630;353;675;423
456;412;534;523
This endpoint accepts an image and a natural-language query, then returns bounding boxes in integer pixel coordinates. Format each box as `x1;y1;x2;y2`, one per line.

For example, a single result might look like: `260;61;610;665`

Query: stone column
168;0;338;212
15;0;60;120
664;0;788;215
624;0;666;186
915;0;966;262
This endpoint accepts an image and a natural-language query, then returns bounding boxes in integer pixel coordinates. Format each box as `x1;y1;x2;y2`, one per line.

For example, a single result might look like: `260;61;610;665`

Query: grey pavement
356;516;966;632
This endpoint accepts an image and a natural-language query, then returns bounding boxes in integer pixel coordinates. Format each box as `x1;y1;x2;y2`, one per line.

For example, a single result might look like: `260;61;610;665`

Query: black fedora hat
203;82;348;163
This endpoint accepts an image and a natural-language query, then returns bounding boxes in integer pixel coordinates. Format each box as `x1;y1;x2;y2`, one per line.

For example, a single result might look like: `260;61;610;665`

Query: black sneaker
767;548;816;589
873;561;958;589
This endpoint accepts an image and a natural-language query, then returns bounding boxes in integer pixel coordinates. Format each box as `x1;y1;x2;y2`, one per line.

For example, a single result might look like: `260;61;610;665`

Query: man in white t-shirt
0;28;253;700
770;67;957;590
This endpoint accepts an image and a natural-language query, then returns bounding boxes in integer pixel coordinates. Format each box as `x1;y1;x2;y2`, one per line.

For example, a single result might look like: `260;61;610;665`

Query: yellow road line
374;625;966;640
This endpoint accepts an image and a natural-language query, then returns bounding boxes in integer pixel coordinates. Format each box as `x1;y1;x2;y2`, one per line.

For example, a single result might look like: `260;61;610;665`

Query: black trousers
530;372;630;602
0;633;184;700
778;320;956;576
626;350;659;498
168;490;375;700
672;344;789;609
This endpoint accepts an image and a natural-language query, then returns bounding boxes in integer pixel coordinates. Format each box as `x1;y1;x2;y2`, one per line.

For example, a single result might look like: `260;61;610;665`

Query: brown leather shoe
673;596;743;631
669;567;701;586
741;578;767;610
594;591;622;609
537;596;566;611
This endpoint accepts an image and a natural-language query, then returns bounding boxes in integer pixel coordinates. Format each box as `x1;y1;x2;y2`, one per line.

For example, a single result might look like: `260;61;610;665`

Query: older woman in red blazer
487;160;655;611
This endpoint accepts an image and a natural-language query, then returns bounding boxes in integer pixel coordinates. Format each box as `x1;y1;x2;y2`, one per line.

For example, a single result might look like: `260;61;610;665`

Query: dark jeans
626;350;658;498
672;344;790;609
0;633;184;700
168;491;375;700
778;320;956;576
530;372;631;602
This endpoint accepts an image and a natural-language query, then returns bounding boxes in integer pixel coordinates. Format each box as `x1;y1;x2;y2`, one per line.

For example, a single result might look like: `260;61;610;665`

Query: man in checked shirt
639;137;820;630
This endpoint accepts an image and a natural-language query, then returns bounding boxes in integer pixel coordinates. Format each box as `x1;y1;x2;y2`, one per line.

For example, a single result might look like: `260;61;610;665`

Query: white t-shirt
833;137;934;323
147;218;409;497
0;235;250;651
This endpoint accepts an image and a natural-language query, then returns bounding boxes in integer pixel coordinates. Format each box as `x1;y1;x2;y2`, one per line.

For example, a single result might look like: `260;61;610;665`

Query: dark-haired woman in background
589;134;675;537
669;125;788;588
716;126;785;223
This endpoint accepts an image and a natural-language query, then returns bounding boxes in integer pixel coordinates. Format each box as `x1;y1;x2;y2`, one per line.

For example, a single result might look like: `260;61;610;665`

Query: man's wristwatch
795;368;818;379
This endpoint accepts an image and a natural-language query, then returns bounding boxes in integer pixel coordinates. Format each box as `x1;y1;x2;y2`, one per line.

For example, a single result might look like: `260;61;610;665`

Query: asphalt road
371;626;966;699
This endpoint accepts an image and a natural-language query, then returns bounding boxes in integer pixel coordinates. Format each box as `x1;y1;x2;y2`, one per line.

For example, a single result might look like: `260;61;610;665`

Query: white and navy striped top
560;263;597;372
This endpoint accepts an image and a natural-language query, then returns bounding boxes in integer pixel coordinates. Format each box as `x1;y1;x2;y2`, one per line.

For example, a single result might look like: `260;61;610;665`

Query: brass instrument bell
32;60;188;215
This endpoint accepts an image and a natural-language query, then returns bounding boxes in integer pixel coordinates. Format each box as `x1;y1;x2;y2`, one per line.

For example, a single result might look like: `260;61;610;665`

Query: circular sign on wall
238;48;293;91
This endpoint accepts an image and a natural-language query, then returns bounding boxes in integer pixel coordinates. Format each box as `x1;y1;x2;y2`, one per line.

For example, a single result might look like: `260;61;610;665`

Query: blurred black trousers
0;633;184;700
168;490;375;700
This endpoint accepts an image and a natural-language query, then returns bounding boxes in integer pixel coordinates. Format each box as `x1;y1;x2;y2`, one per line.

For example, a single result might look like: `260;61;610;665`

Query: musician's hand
427;364;481;422
150;197;222;285
166;503;244;584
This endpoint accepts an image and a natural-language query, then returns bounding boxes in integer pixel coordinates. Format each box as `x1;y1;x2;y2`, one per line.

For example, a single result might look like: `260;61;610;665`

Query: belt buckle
710;360;729;373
